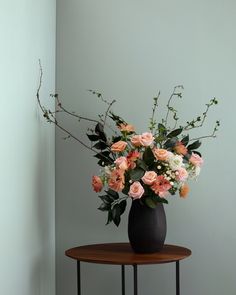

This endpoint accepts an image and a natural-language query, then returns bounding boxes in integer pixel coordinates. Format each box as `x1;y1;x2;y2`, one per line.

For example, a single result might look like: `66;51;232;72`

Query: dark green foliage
95;122;107;142
164;137;178;149
181;135;189;146
94;151;113;167
188;140;201;150
98;190;127;226
129;168;145;181
111;200;127;226
93;141;108;150
143;147;155;166
167;128;183;138
86;134;100;141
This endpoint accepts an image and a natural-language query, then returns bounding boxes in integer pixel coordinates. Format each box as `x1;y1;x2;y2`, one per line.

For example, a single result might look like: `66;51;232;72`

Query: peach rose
111;141;127;152
175;167;188;182
92;176;103;192
141;171;157;185
114;156;128;170
153;148;171;161
189;153;204;167
174;142;188;155
118;123;135;133
108;169;125;192
128;181;145;199
140;132;154;146
131;135;142;147
179;183;190;198
151;175;172;195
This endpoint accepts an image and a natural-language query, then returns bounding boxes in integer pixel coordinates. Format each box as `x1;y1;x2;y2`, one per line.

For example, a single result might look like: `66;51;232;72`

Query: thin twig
52;93;100;124
164;85;183;128
103;99;116;128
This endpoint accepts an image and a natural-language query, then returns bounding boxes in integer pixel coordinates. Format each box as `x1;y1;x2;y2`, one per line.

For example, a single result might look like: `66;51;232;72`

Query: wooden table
65;243;191;295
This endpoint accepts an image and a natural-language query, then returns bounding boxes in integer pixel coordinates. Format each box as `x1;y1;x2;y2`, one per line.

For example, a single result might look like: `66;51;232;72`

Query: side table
65;243;191;295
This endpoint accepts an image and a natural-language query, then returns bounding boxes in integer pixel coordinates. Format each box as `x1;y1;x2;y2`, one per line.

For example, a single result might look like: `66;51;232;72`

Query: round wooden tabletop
65;243;191;265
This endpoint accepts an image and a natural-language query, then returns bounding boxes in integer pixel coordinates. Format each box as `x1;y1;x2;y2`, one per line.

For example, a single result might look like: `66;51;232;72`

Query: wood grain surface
65;243;191;265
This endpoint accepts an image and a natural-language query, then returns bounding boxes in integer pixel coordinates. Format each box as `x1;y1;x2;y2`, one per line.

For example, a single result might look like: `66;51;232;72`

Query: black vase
128;199;167;253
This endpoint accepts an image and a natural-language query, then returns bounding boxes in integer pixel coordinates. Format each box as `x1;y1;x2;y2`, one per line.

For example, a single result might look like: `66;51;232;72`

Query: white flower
104;166;112;177
168;154;183;170
188;165;201;180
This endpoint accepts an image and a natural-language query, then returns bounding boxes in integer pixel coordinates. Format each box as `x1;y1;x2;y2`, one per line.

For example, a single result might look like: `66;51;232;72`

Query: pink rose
115;156;128;170
131;135;142;147
190;153;204;167
153;148;171;161
175;167;188;181
111;141;127;152
128;181;145;199
118;123;135;133
92;176;103;192
140;132;154;146
108;169;125;192
141;171;157;185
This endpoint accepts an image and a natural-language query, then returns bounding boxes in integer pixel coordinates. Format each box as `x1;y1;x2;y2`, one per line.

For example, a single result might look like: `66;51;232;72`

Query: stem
52;94;100;124
164;85;183;128
36;60;112;161
103;99;116;128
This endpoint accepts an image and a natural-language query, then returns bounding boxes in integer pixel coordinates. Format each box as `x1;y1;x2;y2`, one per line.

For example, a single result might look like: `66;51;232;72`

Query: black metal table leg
176;261;180;295
121;265;125;295
77;261;81;295
133;265;138;295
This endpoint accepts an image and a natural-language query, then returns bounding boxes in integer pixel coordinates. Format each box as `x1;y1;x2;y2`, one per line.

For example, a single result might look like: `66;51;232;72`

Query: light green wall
0;1;56;295
56;1;236;294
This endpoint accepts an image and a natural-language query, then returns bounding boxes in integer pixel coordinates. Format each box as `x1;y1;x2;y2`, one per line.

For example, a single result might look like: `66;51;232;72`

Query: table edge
65;243;192;265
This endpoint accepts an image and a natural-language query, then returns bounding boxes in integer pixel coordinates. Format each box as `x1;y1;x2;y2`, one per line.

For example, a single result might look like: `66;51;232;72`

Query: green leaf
136;159;148;171
181;135;189;146
98;195;113;204
158;123;167;135
95;123;107;142
111;200;127;227
94;152;113;166
129;168;145;181
98;202;111;211
112;136;122;143
106;210;113;225
105;189;119;200
156;197;168;204
188;140;201;150
112;204;121;226
155;134;166;143
164;137;178;149
144;197;158;208
97;159;106;167
167;128;183;138
119;200;127;215
93;141;108;150
143;147;155;166
86;134;100;141
122;184;130;195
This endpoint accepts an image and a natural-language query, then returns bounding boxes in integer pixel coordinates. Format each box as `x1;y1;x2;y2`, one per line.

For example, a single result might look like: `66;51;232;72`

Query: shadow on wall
30;113;55;295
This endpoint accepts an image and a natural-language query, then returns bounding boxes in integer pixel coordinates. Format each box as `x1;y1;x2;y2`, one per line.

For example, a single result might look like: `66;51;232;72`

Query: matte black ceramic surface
128;200;167;253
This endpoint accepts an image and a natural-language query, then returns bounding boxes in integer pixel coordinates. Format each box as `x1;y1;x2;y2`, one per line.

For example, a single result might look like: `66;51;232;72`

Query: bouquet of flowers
37;69;219;227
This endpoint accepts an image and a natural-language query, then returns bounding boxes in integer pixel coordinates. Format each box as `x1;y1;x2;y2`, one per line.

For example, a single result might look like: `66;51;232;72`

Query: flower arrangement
37;65;219;226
